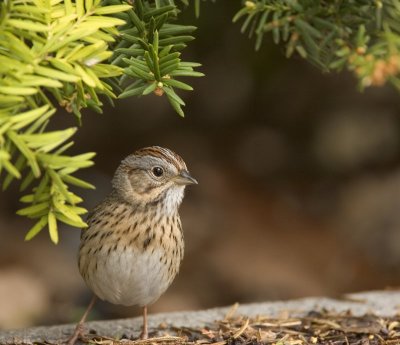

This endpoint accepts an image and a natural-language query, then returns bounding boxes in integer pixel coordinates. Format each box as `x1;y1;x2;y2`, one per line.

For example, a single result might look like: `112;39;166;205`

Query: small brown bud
154;87;164;96
386;55;399;75
65;104;73;113
356;46;366;55
371;59;387;86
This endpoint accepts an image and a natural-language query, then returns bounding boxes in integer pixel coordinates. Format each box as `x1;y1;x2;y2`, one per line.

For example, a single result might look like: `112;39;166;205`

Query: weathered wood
1;291;399;344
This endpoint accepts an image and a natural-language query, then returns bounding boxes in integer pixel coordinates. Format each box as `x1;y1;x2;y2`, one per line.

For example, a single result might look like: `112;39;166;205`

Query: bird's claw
66;323;85;345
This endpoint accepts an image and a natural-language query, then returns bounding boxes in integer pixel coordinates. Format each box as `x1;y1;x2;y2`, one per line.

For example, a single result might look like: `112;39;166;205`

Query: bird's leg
139;306;148;339
67;295;97;345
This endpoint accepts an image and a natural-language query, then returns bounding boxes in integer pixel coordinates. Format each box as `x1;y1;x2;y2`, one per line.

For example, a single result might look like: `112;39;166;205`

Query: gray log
1;290;399;344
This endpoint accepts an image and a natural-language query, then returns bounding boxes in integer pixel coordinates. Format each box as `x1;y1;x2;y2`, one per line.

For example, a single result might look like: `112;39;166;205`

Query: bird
67;146;197;345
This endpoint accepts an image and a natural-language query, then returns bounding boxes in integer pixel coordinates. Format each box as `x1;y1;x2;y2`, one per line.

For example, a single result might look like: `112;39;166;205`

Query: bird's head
112;146;197;210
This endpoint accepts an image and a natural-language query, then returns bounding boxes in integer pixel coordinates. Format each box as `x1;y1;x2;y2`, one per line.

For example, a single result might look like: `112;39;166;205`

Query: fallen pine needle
224;303;239;321
232;318;249;339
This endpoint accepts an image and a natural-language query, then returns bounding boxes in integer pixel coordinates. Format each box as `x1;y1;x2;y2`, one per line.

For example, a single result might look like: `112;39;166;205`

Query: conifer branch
0;0;129;243
234;0;400;91
109;0;204;117
0;0;204;243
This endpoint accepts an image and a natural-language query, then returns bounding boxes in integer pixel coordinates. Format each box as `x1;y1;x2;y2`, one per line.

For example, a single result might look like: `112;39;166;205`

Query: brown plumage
68;146;197;344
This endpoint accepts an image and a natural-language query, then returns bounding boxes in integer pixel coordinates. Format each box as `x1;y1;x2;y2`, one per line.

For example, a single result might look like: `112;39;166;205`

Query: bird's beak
174;170;198;185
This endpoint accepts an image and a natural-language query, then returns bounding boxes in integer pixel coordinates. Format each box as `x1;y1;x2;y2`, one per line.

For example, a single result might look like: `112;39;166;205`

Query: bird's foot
66;322;85;345
139;330;148;340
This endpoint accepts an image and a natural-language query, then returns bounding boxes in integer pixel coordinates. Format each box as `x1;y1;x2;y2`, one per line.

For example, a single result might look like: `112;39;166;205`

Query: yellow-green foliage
0;0;132;244
0;0;203;244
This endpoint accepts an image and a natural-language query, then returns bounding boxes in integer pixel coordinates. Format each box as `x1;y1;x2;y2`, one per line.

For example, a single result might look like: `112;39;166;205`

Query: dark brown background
1;2;400;330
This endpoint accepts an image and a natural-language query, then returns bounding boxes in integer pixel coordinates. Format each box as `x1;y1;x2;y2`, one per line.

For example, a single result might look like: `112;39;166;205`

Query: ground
80;310;400;345
1;291;400;345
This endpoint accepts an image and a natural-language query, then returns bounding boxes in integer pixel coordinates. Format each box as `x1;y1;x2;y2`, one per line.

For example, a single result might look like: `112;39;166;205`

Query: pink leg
139;306;148;339
67;295;97;345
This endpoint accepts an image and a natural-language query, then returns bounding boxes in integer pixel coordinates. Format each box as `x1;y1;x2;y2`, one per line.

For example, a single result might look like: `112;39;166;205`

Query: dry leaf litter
75;303;400;345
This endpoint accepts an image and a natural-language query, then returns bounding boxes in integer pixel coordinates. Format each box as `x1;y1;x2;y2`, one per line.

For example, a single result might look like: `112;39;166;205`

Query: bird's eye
152;166;164;177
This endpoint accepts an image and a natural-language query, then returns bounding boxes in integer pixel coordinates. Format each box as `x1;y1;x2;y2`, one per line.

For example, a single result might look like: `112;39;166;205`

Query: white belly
85;248;172;307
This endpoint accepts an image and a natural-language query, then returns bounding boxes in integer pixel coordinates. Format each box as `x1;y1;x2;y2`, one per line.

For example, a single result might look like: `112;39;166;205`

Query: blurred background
1;1;400;330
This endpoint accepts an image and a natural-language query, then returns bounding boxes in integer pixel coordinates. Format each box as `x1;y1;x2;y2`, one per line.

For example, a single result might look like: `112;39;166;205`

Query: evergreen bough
0;0;203;243
234;0;400;89
1;0;400;243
